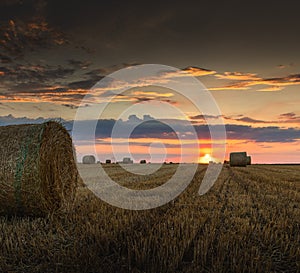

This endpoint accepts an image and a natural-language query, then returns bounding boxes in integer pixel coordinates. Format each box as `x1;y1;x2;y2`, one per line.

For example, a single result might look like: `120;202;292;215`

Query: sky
0;0;300;163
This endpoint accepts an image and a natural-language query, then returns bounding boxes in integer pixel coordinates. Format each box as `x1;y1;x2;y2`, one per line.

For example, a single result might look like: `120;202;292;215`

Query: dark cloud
0;19;68;58
0;53;12;64
189;114;222;120
225;124;300;143
67;78;101;90
71;116;300;144
0;114;60;126
223;114;300;125
235;117;271;124
279;112;296;119
1;115;299;144
0;64;75;93
67;59;91;69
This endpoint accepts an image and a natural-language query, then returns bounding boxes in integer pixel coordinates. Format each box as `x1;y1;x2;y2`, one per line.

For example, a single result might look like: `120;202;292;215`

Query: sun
199;153;212;164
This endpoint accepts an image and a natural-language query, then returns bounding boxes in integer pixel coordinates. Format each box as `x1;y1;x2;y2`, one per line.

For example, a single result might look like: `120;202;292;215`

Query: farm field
0;164;299;273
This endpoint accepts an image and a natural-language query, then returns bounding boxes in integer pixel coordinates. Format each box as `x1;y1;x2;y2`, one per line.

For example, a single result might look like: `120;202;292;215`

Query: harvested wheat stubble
0;121;78;216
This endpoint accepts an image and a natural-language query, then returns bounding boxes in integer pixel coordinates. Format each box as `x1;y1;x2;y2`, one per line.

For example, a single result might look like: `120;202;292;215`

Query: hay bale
0;121;78;216
122;157;133;164
82;155;96;164
105;159;111;164
140;159;146;164
247;156;251;165
230;152;247;167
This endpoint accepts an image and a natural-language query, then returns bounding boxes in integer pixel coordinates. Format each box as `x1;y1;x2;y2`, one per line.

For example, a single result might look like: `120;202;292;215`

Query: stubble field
0;164;299;273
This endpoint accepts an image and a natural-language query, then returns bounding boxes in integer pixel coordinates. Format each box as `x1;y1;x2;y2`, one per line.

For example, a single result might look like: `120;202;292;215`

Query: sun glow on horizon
199;153;212;164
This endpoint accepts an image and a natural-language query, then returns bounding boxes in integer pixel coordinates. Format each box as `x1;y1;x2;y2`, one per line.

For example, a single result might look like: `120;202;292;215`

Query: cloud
67;59;91;69
70;116;300;143
0;53;12;64
189;114;222;120
224;114;300;125
160;66;216;79
257;86;284;92
277;64;286;69
0;19;68;57
183;66;216;77
0;64;75;85
235;117;271;124
225;124;300;143
210;71;300;91
1;114;299;144
278;112;300;123
215;72;260;81
279;112;296;119
0;114;63;126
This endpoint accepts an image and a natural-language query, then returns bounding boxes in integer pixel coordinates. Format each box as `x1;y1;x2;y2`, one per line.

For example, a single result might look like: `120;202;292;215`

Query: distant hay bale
0;121;78;216
140;159;146;164
230;152;247;167
105;159;111;164
82;155;96;164
122;157;133;164
247;156;251;165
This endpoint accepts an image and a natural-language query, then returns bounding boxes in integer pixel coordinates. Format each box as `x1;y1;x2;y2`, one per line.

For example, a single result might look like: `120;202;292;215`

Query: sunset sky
1;0;300;163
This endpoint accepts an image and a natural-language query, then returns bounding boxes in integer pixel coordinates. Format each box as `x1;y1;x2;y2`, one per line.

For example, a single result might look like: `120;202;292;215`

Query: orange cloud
132;90;174;98
183;66;216;76
215;72;261;81
210;72;300;91
209;82;250;90
162;66;216;79
257;86;284;92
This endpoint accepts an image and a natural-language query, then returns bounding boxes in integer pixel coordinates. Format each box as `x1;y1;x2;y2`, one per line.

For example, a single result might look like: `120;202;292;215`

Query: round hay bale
229;152;247;167
82;155;96;164
140;159;146;164
0;121;78;216
247;156;251;165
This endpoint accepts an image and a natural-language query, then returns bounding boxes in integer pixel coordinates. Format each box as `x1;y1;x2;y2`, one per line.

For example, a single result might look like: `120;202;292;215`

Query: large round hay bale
230;152;247;167
82;155;96;164
247;156;251;165
0;121;78;216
